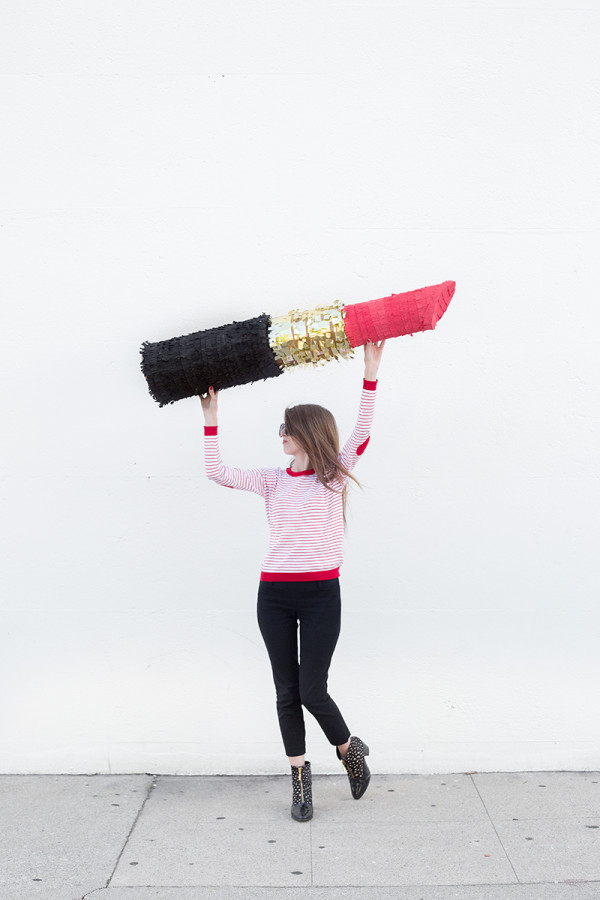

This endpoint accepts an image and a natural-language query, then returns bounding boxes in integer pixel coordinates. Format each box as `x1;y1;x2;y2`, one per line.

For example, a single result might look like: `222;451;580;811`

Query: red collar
286;466;315;477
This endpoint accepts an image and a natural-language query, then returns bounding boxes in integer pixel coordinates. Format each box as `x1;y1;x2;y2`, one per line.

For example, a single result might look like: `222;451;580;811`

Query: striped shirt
203;377;378;581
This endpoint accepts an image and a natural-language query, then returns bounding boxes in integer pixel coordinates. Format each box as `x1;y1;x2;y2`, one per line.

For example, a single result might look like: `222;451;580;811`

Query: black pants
256;578;351;757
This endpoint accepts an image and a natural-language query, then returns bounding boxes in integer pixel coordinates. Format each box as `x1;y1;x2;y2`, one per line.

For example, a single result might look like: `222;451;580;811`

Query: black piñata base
139;313;283;407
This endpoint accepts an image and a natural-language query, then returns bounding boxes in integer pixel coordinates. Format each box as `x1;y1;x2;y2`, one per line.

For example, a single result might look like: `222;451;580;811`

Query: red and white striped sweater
203;378;378;581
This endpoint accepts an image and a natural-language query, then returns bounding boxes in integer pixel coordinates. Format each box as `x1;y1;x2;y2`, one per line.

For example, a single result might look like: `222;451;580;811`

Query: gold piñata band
268;300;355;370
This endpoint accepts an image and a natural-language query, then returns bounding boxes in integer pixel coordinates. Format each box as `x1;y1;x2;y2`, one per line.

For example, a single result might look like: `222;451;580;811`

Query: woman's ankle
337;739;351;758
289;754;305;767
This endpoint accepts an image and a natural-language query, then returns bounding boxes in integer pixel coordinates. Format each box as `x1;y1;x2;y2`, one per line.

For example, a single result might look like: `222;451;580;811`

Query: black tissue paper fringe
139;313;284;407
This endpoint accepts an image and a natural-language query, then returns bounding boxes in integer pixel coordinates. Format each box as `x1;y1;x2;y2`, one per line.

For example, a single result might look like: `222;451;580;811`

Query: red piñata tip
342;280;455;347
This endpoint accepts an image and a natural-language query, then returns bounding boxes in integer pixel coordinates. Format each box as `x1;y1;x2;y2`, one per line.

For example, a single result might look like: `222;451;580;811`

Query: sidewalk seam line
470;772;521;883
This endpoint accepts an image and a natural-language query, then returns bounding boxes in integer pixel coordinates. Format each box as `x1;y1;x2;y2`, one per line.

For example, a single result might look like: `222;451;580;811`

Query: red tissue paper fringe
342;280;455;347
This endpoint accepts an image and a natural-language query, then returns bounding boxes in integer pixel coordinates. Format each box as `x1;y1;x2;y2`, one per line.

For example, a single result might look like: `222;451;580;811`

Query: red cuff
363;378;378;390
204;425;218;435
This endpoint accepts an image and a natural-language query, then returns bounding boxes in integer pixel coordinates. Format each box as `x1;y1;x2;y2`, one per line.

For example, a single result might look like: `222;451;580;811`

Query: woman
200;339;385;821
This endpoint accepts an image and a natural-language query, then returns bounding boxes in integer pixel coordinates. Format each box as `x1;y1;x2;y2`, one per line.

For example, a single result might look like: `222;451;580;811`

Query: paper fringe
342;280;456;346
268;299;355;370
139;313;283;407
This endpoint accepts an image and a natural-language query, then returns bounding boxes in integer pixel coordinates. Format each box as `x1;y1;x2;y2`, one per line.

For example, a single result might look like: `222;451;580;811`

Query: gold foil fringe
268;300;355;370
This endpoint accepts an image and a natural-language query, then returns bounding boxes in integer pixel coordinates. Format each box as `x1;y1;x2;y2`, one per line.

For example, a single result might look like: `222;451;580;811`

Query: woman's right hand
199;385;218;423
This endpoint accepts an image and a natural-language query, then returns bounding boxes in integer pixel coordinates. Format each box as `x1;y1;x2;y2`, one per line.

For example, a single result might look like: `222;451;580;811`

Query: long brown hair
283;402;364;531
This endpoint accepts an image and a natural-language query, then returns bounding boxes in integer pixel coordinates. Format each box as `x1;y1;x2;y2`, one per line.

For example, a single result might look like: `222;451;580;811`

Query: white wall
1;0;598;775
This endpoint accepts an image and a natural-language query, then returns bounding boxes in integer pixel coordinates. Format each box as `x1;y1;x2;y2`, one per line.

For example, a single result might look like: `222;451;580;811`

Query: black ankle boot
336;735;371;799
290;760;313;821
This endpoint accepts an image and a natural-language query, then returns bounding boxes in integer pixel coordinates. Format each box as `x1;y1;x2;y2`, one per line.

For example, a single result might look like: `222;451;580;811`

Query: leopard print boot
290;760;313;821
336;735;371;799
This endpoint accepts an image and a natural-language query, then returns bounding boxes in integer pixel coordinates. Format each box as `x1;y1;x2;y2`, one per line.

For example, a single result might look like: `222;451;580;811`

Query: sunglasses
279;423;289;437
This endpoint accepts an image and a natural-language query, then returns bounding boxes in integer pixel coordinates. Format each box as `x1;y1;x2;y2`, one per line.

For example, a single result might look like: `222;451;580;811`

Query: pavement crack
105;773;159;888
309;814;314;885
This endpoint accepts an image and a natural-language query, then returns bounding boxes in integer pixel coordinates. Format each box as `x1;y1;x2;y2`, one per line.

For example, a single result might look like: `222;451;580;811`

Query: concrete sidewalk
1;771;599;899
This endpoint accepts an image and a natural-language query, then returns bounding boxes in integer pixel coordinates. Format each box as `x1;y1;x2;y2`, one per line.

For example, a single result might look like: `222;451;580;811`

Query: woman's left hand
364;339;386;375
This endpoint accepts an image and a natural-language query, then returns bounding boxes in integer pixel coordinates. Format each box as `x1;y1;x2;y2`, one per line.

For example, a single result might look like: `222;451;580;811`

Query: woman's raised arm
200;386;270;497
339;341;385;472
